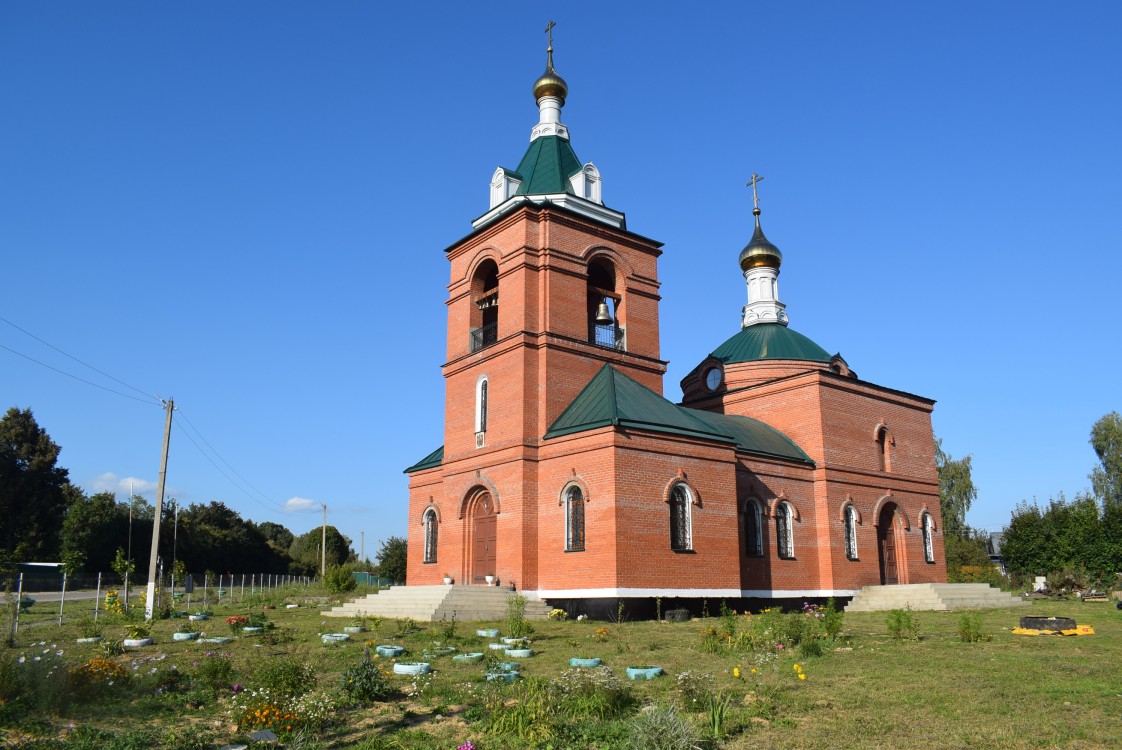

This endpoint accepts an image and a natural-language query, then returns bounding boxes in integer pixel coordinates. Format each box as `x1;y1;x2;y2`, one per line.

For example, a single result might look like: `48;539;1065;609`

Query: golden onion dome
533;47;568;103
737;208;783;271
533;66;568;103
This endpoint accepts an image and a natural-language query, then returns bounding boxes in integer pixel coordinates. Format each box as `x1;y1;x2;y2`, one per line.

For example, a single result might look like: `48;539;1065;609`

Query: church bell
595;298;613;324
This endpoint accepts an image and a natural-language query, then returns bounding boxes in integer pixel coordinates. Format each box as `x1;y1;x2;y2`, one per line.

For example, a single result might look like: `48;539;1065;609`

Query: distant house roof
986;532;1004;558
544;365;813;465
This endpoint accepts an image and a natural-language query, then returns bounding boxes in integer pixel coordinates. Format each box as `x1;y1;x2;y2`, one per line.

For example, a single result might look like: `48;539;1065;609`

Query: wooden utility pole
145;397;174;620
321;503;327;577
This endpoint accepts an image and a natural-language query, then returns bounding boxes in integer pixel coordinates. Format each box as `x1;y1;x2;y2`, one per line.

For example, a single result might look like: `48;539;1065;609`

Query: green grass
1;590;1120;749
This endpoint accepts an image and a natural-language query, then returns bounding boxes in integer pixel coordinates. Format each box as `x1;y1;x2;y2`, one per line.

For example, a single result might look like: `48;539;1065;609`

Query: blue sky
3;2;1119;561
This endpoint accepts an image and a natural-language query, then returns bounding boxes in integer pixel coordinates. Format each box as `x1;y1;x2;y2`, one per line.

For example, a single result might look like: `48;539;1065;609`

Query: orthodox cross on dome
545;20;556;51
746;173;765;213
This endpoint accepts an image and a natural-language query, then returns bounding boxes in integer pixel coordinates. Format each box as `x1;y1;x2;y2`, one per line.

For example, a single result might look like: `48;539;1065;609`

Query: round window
704;366;722;391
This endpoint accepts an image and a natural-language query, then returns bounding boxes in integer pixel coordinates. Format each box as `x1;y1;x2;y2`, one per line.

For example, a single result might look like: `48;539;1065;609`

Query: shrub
252;655;316;700
628;703;702;750
822;598;845;640
674;670;714;710
324;565;358;594
506;593;532;638
70;657;130;700
797;636;825;658
950;565;1006;588
554;666;634;720
194;652;236;696
957;612;993;643
483;677;557;741
341;651;390;705
886;608;920;641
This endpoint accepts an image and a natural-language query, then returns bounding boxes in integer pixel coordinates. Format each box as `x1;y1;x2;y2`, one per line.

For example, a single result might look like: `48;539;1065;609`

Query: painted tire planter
376;645;405;658
498;661;521;672
502;637;525;644
200;637;232;644
485;671;519;683
505;647;533;658
569;657;602;668
424;646;456;657
188;614;209;622
626;666;664;680
393;662;431;675
285;604;299;609
76;636;102;644
477;628;500;638
488;642;508;650
343;626;366;634
452;652;484;664
123;638;153;648
322;633;350;644
242;626;264;634
173;632;200;641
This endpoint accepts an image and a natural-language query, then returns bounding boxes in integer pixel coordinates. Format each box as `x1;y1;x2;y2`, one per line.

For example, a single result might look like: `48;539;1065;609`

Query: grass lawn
2;588;1120;749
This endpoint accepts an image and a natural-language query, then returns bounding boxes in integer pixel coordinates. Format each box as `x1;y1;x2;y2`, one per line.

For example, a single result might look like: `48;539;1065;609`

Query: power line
0;315;159;402
0;341;161;406
171;413;288;516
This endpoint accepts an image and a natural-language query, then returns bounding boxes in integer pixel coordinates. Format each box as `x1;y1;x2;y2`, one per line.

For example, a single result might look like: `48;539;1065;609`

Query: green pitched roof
710;323;833;364
544;365;813;464
404;445;443;474
512;135;583;196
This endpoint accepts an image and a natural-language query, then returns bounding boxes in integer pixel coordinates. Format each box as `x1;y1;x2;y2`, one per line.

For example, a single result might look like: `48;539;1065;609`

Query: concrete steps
845;583;1028;612
322;585;553;622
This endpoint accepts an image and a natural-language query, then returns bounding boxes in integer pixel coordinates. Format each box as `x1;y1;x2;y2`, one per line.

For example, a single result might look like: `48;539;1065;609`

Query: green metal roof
404;445;443;474
544;365;813;464
511;135;583;196
710;323;833;364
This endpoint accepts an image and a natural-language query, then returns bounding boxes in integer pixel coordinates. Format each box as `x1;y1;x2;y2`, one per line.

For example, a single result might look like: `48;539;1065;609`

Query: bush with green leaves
957;612;993;643
554;665;634;720
628;703;702;750
886;608;920;641
324;564;358;594
193;652;236;696
340;650;390;705
252;655;316;700
506;593;533;638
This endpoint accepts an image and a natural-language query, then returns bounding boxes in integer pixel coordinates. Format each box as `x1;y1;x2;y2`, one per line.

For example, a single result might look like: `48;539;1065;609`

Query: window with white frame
776;501;794;559
844;505;859;560
565;485;585;551
423;508;437;563
745;498;763;556
669;484;692;551
922;512;934;563
474;376;488;444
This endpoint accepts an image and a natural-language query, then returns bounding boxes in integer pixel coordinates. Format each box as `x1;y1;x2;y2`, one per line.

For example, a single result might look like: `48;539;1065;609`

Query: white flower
17;656;25;664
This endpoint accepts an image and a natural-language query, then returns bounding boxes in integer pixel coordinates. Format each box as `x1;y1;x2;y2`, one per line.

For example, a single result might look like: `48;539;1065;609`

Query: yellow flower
750;668;757;674
798;673;807;680
733;666;740;678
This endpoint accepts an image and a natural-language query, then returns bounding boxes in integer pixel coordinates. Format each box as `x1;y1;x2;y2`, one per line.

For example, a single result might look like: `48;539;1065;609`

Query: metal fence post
58;571;67;626
94;572;102;623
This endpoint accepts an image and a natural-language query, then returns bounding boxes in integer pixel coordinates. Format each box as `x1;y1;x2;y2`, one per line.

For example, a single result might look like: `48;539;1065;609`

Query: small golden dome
533;63;568;104
738;209;783;271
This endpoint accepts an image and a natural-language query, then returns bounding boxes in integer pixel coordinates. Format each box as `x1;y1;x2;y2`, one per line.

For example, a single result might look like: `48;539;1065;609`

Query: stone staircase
322;585;553;622
845;583;1028;612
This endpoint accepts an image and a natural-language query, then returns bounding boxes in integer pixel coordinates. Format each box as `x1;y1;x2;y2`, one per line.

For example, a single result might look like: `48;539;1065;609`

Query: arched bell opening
470;259;499;352
587;257;623;350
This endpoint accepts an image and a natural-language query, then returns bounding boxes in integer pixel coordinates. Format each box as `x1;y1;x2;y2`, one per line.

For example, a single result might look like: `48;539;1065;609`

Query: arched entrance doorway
471;492;497;584
877;503;901;585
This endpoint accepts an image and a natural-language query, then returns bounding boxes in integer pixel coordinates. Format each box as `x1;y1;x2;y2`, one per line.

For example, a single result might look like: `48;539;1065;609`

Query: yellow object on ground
1011;625;1095;636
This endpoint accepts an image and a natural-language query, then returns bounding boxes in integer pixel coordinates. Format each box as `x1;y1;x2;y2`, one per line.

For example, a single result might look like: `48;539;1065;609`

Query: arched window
565;486;585;551
922;512;935;563
744;498;763;556
776;501;794;559
470;259;499;352
474;376;488;445
423;508;438;564
844;505;859;561
587;257;624;351
875;424;892;472
669;484;692;551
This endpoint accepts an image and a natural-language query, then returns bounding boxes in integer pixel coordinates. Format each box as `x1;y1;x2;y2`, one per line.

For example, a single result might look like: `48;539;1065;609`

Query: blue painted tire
505;648;533;658
485;671;519;682
376;645;405;658
452;652;484;664
626;666;664;680
393;662;432;675
476;628;500;638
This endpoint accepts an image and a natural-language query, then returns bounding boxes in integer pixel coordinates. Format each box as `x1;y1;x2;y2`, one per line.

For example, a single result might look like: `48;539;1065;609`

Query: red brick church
405;35;946;611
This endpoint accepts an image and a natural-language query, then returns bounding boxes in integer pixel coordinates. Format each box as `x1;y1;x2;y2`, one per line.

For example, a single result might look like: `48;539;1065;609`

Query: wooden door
472;493;497;583
878;504;898;585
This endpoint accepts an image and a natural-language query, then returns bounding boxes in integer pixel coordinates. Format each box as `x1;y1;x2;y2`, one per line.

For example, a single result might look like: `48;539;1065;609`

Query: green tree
61;489;126;573
255;521;295;552
935;438;977;538
0;407;71;559
288;526;353;575
375;536;407;585
1089;411;1122;509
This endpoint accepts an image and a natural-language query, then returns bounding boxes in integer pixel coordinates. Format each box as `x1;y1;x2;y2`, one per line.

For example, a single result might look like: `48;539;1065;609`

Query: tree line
999;412;1122;589
0;406;361;579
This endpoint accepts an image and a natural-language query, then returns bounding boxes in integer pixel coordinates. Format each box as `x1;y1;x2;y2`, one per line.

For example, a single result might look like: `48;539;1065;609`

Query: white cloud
284;496;319;513
90;472;157;495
